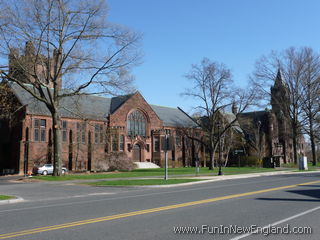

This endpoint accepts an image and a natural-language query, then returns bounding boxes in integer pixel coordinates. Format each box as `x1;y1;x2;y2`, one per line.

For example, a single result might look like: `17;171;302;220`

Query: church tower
270;69;290;116
270;69;291;163
8;41;62;89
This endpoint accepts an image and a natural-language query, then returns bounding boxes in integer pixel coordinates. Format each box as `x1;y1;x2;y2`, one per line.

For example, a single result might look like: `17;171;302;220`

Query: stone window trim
34;118;46;142
94;124;104;144
77;122;86;144
62;121;68;143
119;135;125;151
154;135;160;152
127;109;148;137
111;133;119;152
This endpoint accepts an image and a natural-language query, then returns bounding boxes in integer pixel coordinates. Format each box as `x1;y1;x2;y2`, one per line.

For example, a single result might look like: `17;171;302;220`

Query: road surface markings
230;205;320;240
0;175;306;214
0;180;320;239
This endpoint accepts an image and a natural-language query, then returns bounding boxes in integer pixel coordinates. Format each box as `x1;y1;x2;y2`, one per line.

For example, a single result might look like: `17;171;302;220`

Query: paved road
0;172;319;239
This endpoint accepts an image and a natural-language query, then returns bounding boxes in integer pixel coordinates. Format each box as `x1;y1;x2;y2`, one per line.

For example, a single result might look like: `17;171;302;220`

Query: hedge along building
0;81;199;174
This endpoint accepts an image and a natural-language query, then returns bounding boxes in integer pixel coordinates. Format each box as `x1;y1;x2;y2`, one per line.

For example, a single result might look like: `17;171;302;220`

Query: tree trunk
310;131;317;166
308;118;317;166
52;111;62;176
224;148;230;167
292;126;298;164
208;142;218;170
208;150;213;170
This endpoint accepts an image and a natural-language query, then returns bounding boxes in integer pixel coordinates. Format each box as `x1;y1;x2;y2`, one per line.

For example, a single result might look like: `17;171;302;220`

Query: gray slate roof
10;82;111;120
150;105;198;127
9;82;197;127
223;112;243;133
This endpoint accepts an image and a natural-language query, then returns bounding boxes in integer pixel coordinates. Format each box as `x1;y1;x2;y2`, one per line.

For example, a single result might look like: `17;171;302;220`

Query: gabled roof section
202;111;243;134
239;110;268;119
150;105;198;128
238;110;269;141
9;82;112;120
9;82;202;126
222;112;243;134
110;93;134;113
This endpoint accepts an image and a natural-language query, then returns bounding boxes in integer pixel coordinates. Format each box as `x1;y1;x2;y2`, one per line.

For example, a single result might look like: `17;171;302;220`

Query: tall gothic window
62;121;68;142
34;119;46;142
119;135;125;151
112;134;118;152
127;110;147;137
95;124;104;144
77;122;86;143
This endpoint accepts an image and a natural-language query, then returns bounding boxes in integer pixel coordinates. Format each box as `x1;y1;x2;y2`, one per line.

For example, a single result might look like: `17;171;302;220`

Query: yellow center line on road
1;180;320;239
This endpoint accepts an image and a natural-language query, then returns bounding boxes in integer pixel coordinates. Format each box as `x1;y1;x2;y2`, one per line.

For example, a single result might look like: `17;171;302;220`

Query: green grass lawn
84;179;204;186
33;166;284;181
0;195;14;200
282;162;320;171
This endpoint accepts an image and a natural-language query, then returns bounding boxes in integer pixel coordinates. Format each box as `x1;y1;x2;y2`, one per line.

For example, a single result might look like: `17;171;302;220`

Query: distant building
238;70;305;166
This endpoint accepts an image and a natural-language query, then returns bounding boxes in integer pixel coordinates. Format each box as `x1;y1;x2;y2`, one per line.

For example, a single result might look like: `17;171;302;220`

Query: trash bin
299;156;308;170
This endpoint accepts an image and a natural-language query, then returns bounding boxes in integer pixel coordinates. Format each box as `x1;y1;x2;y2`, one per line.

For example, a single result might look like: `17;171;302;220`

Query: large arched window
127;110;147;137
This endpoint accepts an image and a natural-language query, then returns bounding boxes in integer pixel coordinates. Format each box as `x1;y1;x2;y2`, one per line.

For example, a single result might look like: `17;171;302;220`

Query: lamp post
24;141;29;177
164;129;170;180
257;120;261;160
217;122;223;176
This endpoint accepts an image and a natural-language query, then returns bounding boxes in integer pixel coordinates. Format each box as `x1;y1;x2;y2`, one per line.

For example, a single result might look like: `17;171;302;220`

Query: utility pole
164;130;169;180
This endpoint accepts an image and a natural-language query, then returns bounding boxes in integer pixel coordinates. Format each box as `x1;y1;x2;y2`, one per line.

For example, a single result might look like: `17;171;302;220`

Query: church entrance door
132;144;141;162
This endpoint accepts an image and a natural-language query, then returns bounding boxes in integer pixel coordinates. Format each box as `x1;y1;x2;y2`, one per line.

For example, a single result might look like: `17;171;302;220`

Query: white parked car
33;164;68;175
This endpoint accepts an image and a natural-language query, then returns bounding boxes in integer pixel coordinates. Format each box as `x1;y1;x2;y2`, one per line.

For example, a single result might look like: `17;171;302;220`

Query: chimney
232;102;238;115
25;41;35;56
8;48;19;76
53;49;62;90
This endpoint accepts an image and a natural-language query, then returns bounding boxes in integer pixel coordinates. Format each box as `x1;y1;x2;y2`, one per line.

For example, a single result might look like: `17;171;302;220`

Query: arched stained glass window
127;110;147;136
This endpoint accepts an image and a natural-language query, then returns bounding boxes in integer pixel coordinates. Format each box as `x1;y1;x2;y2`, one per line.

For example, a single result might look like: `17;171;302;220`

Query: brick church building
0;43;304;175
0;42;200;175
0;81;199;175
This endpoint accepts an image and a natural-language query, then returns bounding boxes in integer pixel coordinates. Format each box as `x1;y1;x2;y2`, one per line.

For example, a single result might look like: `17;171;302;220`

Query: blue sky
108;0;320;112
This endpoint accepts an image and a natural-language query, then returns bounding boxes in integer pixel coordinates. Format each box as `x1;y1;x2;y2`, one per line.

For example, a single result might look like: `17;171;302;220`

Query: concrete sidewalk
3;169;318;185
143;170;320;188
19;169;317;186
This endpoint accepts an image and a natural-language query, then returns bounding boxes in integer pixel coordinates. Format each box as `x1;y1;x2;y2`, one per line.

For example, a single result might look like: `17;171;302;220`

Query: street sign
161;136;174;151
234;150;244;154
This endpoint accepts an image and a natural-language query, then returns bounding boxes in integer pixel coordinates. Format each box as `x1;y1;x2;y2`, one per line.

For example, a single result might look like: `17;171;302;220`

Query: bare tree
182;57;256;171
299;48;320;166
0;0;141;175
218;114;245;168
252;47;320;164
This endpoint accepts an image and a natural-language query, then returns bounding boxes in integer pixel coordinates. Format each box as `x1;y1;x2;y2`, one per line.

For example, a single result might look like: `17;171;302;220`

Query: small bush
281;162;298;168
94;160;109;172
240;156;262;167
107;152;136;171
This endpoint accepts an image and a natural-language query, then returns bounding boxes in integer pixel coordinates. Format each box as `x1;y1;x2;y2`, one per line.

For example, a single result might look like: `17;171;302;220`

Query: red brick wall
109;92;163;163
11;92;192;174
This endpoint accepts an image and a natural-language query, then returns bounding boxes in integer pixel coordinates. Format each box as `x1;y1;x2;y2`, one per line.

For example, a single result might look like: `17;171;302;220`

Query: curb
0;197;24;205
139;170;320;188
